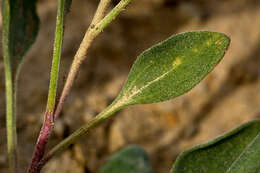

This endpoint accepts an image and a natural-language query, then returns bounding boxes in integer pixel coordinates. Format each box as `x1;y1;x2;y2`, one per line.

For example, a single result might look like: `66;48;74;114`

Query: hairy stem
54;0;112;120
39;99;124;170
28;0;116;172
92;0;112;26
37;0;132;169
4;50;18;173
2;0;18;172
27;111;53;173
28;0;66;172
53;0;132;120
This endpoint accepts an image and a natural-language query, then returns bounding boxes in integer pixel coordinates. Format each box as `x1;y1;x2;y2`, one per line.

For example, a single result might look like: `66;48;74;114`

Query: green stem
46;0;65;112
4;52;18;173
46;0;132;159
28;0;66;172
2;0;18;172
53;0;112;120
54;0;132;121
91;0;112;26
40;98;125;170
37;0;131;170
97;0;132;34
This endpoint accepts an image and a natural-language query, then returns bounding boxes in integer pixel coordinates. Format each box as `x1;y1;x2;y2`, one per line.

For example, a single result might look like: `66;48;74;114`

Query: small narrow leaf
99;145;154;173
115;31;230;106
171;120;260;173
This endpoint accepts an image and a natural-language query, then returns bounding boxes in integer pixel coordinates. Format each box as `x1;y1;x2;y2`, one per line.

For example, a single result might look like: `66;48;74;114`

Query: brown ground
1;0;260;172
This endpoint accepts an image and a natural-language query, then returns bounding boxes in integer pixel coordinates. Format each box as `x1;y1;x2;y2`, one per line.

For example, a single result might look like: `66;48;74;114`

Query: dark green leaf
171;120;260;173
2;0;39;76
64;0;72;14
99;145;154;173
115;31;230;106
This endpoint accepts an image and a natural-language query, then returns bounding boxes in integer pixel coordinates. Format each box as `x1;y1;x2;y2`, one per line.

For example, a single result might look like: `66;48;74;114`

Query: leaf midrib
127;68;174;100
225;132;260;173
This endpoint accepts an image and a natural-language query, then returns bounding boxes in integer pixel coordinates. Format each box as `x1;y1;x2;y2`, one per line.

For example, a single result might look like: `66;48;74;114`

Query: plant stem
27;111;53;173
28;0;116;172
2;0;18;172
4;50;18;173
46;1;65;113
28;0;131;171
37;0;132;168
39;99;124;171
92;0;112;26
53;0;112;120
28;0;66;172
54;0;131;120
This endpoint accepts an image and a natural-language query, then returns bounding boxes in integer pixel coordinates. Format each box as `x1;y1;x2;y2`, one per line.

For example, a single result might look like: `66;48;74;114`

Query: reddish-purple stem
28;111;54;173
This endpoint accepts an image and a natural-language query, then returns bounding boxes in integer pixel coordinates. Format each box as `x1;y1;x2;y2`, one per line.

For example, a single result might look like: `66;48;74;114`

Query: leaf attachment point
43;31;230;164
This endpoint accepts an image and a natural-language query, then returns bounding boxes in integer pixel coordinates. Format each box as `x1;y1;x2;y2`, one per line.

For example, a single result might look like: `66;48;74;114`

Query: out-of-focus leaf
171;120;260;173
99;145;154;173
64;0;72;14
2;0;39;76
2;0;39;171
115;31;230;107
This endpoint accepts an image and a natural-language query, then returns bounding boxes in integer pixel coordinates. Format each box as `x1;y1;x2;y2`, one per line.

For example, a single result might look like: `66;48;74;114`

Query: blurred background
1;0;260;172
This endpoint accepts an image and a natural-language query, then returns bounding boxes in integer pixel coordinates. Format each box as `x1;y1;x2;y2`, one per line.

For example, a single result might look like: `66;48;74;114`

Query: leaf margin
170;120;260;173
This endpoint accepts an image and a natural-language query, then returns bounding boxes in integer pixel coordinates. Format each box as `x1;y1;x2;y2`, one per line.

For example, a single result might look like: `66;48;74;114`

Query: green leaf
99;145;154;173
3;0;40;76
171;120;260;173
115;31;230;106
41;31;230;166
64;0;72;14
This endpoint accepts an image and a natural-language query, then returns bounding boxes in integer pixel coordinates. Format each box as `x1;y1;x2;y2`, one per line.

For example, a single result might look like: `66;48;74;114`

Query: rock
42;151;84;173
